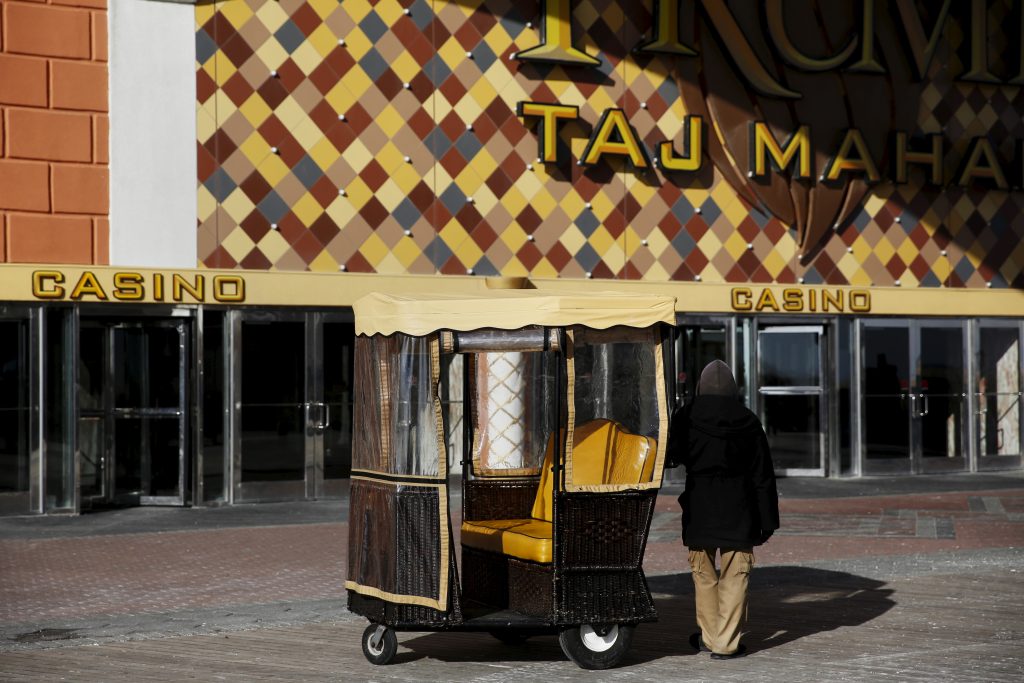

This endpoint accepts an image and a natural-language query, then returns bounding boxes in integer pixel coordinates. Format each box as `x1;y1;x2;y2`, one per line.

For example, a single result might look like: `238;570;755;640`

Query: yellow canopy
354;291;676;336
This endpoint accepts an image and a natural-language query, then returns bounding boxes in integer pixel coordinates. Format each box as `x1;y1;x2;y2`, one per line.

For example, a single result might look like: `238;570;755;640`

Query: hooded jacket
667;360;780;549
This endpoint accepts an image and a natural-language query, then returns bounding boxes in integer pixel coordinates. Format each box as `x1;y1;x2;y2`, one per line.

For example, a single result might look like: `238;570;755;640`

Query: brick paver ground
1;475;1023;681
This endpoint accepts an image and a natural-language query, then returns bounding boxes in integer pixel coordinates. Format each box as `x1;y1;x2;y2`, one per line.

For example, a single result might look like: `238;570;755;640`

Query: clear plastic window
568;327;664;488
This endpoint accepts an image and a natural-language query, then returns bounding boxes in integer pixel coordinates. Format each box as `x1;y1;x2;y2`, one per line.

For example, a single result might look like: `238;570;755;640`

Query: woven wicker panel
395;486;442;600
555;569;657;625
461;545;509;610
463;478;538;521
508;558;553;618
347;479;396;592
556;491;656;569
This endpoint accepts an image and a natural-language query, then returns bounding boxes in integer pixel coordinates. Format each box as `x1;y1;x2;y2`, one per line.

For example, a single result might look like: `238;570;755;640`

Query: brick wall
0;0;108;264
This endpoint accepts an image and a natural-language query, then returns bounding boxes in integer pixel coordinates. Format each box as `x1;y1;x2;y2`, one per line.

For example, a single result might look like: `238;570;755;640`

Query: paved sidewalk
1;474;1023;681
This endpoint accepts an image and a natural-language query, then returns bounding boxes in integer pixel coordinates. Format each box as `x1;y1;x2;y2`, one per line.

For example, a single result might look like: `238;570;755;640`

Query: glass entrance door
975;322;1022;470
79;320;189;507
232;312;354;502
757;326;826;475
860;321;967;474
0;316;32;514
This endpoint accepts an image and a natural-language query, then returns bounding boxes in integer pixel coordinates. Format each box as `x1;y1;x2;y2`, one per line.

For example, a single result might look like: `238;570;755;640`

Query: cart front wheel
558;623;634;670
361;624;397;665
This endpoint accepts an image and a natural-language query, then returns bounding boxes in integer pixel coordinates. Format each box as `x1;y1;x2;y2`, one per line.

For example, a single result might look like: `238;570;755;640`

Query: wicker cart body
345;291;676;668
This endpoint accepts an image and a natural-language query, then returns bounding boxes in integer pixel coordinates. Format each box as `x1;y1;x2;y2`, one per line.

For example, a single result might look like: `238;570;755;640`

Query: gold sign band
0;265;1020;317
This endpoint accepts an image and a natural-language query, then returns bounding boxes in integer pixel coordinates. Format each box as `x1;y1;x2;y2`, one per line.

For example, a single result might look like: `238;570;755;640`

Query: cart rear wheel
488;629;530;645
558;623;635;670
361;624;397;665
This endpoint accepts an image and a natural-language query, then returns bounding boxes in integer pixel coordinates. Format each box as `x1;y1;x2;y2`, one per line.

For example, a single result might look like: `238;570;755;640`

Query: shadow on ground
397;566;894;666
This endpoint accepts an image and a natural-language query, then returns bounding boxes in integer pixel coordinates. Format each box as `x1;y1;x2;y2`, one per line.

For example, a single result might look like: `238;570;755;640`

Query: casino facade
1;0;1023;514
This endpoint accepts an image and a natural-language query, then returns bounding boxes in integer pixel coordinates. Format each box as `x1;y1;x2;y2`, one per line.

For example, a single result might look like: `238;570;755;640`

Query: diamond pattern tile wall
197;0;1024;288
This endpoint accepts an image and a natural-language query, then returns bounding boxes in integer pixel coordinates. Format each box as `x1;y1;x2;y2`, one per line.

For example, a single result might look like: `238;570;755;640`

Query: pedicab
346;290;676;669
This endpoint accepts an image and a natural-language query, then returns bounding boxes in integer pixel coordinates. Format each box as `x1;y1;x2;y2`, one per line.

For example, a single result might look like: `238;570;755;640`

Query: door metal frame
857;319;968;475
317;311;355;499
755;323;827;477
972;318;1024;472
673;315;736;405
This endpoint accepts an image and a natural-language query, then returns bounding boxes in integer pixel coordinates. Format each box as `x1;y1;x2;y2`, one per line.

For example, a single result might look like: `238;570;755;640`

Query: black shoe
710;644;747;660
688;632;711;653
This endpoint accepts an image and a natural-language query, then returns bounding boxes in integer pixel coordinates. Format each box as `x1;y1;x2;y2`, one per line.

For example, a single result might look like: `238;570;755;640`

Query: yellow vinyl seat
461;419;656;564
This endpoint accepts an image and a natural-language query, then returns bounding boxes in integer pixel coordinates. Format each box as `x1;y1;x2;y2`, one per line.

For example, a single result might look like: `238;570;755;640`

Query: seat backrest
530;419;656;522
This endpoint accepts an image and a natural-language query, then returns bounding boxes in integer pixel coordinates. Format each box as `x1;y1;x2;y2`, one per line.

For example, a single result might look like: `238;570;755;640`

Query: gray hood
696;359;738;397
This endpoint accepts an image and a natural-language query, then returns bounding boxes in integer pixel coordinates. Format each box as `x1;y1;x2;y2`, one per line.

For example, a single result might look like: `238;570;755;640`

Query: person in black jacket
666;359;779;660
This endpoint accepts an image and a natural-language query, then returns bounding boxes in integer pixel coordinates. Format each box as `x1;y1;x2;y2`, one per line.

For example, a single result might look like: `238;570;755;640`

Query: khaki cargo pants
688;547;754;655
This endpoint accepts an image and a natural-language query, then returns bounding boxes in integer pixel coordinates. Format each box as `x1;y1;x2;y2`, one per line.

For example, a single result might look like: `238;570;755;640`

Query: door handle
918;393;930;417
311;402;327;431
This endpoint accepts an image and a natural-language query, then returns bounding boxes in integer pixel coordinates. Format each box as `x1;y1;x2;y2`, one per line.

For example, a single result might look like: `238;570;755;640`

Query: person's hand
758;529;774;545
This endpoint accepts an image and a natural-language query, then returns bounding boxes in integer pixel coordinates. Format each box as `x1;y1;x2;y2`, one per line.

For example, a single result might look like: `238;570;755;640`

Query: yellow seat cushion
531;419;657;522
463;419;656;565
460;518;553;563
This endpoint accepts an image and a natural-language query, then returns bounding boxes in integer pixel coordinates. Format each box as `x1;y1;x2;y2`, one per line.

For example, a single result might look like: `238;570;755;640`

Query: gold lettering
32;271;65;299
782;288;802;311
957;137;1009;189
581;109;649;169
962;0;999;83
213;275;246;302
849;291;871;312
518;101;579;164
751;122;811;178
659;115;703;172
822;289;844;312
70;272;107;301
894;0;954;79
154;273;164;301
113;273;144;300
731;287;753;311
850;0;885;73
515;0;600;66
895;132;943;185
755;288;780;312
766;0;857;71
172;273;204;302
808;289;817;311
638;0;697;55
825;129;881;183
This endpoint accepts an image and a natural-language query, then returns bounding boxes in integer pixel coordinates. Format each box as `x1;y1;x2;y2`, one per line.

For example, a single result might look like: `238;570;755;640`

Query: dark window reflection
760;331;819;387
203;310;225;499
977;326;1020;457
919;327;963;460
863;327;910;459
763;394;820;470
324;322;354;479
0;320;29;493
241;321;305;482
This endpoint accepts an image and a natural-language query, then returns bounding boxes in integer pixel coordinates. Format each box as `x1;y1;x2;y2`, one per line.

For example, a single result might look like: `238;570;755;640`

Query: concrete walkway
1;473;1023;681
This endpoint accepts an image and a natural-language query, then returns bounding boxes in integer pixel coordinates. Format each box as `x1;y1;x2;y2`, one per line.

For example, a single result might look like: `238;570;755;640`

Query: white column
482;353;526;469
109;0;197;267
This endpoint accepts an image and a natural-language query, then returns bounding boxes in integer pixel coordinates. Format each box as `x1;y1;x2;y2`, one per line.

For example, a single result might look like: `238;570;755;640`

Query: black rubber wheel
488;629;530;645
361;623;397;665
558;623;635;670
